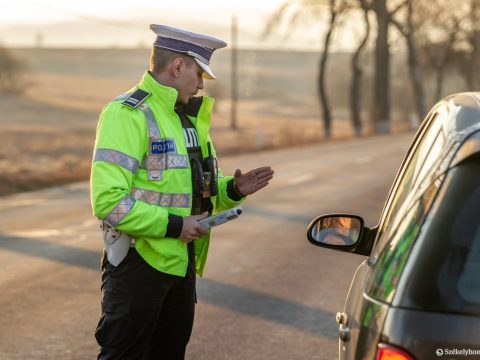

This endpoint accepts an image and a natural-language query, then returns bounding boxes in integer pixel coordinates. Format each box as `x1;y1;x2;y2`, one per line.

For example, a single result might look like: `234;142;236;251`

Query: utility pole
231;16;238;130
35;32;44;49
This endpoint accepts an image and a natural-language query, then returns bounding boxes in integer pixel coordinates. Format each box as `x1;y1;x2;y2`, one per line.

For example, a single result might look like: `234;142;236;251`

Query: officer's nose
198;75;204;90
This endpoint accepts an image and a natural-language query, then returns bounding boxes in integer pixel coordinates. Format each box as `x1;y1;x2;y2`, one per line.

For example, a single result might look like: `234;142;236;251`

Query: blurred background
2;0;479;196
2;2;480;359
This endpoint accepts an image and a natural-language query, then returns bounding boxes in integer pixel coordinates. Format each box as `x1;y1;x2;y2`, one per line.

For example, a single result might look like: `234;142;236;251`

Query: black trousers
95;248;196;360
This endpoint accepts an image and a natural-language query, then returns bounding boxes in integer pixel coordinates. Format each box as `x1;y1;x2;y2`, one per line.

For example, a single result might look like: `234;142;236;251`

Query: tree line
0;44;28;95
265;0;480;137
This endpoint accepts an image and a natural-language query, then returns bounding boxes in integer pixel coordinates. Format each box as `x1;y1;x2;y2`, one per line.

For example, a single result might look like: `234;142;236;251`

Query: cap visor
194;58;216;79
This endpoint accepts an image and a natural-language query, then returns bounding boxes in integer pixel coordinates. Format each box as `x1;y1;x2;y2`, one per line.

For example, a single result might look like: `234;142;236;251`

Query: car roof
428;92;480;173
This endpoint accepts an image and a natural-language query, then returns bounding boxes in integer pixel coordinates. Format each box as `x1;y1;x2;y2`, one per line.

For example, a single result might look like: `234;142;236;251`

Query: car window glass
400;157;480;315
367;180;440;303
412;129;446;190
458;226;480;303
449;186;480;304
373;113;444;256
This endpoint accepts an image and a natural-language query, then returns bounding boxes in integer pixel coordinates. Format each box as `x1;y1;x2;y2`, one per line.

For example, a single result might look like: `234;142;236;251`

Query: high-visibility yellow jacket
90;71;244;276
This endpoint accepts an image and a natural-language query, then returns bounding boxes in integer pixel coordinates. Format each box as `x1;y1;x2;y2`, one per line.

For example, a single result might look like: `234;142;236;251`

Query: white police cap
150;24;227;79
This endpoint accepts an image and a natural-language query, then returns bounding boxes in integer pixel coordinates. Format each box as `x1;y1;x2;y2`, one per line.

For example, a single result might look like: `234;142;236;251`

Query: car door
338;107;448;359
381;138;480;359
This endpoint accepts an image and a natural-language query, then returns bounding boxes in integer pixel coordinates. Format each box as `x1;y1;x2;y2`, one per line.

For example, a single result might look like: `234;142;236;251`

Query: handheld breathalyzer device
198;206;243;229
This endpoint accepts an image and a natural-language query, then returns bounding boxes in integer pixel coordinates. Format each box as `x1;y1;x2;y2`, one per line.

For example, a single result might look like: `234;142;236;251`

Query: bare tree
0;45;27;95
358;0;407;133
350;0;370;136
415;1;468;103
264;0;348;139
464;0;480;90
422;33;459;103
266;0;423;136
318;0;340;138
390;0;426;122
370;0;391;133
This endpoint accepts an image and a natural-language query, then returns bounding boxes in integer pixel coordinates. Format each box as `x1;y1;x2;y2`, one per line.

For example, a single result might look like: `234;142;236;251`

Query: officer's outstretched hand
180;212;209;243
234;166;274;196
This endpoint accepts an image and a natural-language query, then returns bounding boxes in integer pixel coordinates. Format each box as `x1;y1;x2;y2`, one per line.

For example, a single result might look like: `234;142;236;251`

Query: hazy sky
0;0;343;50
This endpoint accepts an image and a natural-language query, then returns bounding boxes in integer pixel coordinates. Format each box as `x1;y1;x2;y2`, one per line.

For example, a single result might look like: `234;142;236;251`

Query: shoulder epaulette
121;89;151;109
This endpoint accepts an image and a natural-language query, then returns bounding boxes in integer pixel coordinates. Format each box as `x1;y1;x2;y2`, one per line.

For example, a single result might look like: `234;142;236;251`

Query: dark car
307;93;480;360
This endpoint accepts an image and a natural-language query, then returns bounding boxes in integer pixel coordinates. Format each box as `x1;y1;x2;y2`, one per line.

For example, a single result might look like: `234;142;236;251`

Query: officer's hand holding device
180;212;209;243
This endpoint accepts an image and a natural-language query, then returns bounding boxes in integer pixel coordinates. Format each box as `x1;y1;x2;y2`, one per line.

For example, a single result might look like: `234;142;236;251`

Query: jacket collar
138;71;178;110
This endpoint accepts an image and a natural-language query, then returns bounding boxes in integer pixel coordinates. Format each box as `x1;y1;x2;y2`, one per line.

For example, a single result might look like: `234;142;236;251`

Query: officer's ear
171;57;184;78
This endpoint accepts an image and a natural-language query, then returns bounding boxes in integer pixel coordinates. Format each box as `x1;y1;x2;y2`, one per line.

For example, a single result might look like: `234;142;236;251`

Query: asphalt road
0;133;412;360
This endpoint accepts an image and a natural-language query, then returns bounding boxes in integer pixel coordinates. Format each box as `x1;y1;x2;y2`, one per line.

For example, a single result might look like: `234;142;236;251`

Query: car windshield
400;154;480;315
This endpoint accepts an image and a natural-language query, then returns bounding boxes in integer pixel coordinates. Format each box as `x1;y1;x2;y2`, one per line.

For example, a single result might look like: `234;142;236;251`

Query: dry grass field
0;48;410;196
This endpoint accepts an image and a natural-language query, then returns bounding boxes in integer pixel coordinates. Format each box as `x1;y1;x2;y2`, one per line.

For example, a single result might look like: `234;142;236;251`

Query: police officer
90;24;274;360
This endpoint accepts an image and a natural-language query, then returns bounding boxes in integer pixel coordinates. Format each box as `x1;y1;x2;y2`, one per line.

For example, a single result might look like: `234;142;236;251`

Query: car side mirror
307;214;363;247
307;214;376;256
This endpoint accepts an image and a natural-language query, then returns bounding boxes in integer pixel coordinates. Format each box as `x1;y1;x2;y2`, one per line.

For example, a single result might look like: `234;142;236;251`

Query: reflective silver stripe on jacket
113;92;161;139
142;151;189;181
139;102;161;139
114;92;187;181
131;188;190;208
138;102;188;180
94;148;139;173
142;153;188;171
113;93;130;102
104;194;136;227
